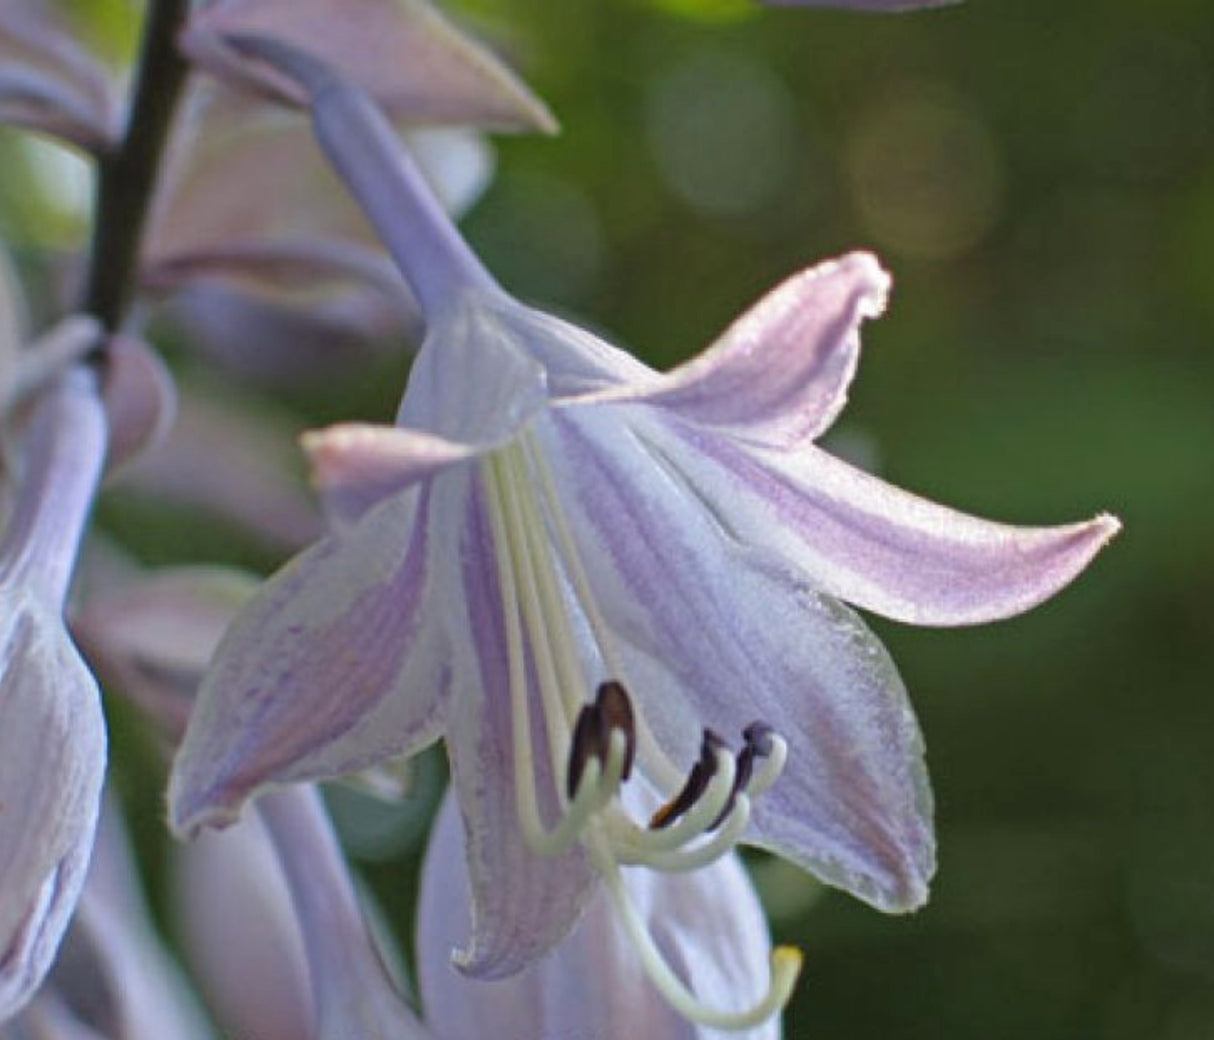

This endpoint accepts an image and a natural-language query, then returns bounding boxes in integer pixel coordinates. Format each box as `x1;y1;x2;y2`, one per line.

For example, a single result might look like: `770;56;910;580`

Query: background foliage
4;0;1213;1036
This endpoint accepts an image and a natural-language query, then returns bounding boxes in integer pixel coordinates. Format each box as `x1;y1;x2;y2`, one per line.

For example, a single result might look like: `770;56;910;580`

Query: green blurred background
4;0;1214;1036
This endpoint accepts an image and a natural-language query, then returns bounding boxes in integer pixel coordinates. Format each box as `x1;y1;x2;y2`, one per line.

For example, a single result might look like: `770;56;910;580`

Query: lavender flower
185;783;782;1040
5;794;214;1040
169;41;1117;1030
0;364;109;1022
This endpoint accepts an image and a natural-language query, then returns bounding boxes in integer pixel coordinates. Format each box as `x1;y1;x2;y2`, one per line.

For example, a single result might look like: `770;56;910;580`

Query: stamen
566;683;635;800
641;795;753;873
746;732;788;799
708;722;776;830
594;681;636;781
613;745;736;861
649;730;726;830
590;830;803;1031
567;703;603;801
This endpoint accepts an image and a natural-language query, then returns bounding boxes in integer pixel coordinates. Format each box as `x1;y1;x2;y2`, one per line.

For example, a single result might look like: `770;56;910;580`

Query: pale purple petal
303;424;477;528
540;409;933;912
441;473;596;978
168;484;448;834
598;252;888;447
420;794;779;1040
646;420;1121;626
183;0;556;132
100;336;177;475
25;795;216;1040
143;83;400;298
118;390;322;553
0;597;106;1020
396;291;551;443
255;787;428;1040
0;8;117;152
174;813;314;1040
73;566;259;744
4;316;100;413
162;281;415;388
462;291;653;398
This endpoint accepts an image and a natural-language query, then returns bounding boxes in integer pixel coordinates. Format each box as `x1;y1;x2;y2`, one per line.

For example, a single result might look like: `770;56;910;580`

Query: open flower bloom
169;42;1118;1032
0;364;109;1022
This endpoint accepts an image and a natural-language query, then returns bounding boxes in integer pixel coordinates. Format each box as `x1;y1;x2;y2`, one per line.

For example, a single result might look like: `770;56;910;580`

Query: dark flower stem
81;0;191;333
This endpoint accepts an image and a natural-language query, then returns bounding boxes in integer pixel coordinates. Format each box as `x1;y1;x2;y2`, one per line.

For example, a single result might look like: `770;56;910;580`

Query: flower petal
541;410;934;912
173;812;314;1040
649;421;1121;626
100;336;178;475
0;7;117;152
162;282;414;389
419;794;778;1040
396;291;552;444
119;389;322;553
440;473;596;979
143;83;399;298
25;795;216;1040
599;252;889;448
74;565;259;745
303;424;476;528
168;483;448;834
182;0;556;132
0;597;106;1020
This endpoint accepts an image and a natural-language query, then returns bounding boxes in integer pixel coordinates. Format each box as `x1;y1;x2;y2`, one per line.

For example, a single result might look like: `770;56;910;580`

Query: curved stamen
649;729;725;830
610;744;737;858
528;731;628;859
636;795;752;873
589;831;802;1031
746;733;788;798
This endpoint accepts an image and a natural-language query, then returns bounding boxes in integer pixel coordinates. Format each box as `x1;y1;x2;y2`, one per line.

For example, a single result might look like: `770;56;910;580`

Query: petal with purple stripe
169;480;448;834
440;472;596;980
649;419;1120;626
594;252;889;448
540;410;934;912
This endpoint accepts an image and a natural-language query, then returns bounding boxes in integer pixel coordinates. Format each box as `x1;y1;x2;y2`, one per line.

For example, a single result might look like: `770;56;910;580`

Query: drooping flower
4;793;215;1040
169;40;1118;1030
0;363;109;1022
183;782;781;1040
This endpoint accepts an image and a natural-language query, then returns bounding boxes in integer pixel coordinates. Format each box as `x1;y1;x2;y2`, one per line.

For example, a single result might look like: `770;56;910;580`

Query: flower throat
481;429;801;1032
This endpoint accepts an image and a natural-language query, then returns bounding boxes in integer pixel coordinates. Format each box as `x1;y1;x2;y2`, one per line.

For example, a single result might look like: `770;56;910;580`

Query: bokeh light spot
646;49;797;217
845;83;1003;260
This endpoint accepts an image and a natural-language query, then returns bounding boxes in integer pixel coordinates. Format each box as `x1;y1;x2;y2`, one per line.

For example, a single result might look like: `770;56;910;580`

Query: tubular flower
169;41;1118;1032
0;364;109;1022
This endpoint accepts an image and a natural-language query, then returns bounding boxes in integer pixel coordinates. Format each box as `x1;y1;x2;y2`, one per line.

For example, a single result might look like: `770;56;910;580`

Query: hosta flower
5;794;214;1040
192;783;782;1040
0;363;109;1022
169;41;1118;1031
